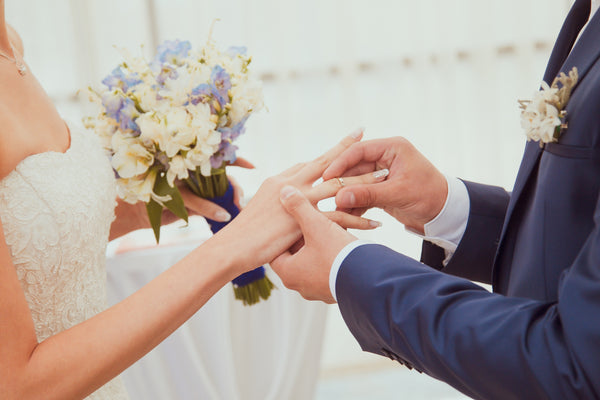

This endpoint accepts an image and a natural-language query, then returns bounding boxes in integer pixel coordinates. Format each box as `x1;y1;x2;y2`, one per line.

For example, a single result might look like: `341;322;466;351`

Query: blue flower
119;98;140;132
218;118;247;142
102;91;124;120
210;141;238;168
155;64;179;85
154;40;191;66
102;92;139;133
102;66;142;92
188;67;232;111
210;65;231;107
189;83;212;105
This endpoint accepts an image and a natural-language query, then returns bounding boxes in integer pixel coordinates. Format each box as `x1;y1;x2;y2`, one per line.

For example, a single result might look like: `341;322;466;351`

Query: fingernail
349;127;364;139
373;169;389;179
280;185;298;201
369;220;383;228
215;210;231;222
340;191;356;207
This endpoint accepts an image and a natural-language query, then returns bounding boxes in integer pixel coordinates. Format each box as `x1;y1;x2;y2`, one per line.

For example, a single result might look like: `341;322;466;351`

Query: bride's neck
0;1;12;53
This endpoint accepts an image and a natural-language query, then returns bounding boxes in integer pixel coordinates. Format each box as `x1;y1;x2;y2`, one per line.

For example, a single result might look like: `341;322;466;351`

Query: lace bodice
0;120;129;399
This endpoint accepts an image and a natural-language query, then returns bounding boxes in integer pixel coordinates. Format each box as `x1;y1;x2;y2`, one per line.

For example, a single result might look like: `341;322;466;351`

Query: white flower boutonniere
519;67;578;146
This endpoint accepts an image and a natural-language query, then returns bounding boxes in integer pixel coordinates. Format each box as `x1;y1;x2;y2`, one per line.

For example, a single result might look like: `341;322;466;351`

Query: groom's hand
322;137;447;234
271;186;356;303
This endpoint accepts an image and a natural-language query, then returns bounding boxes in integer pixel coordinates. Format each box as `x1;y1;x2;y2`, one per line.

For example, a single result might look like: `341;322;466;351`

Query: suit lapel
557;10;600;90
492;8;600;286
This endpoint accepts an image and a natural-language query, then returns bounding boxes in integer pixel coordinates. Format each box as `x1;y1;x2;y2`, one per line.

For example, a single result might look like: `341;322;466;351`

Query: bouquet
84;37;274;305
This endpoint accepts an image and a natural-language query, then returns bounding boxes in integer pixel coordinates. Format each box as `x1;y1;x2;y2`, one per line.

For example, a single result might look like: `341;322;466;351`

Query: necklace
0;44;26;76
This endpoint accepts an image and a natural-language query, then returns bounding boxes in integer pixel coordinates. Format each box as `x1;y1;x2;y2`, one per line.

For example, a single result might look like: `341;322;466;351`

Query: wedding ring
336;177;345;187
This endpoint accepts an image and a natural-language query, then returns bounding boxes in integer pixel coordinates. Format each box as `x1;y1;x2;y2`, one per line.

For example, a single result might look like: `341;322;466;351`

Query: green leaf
153;174;189;223
146;199;163;243
145;173;190;243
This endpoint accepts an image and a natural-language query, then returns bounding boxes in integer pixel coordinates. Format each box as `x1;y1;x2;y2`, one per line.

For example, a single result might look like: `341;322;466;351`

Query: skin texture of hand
211;130;386;276
322;136;448;234
270;185;357;303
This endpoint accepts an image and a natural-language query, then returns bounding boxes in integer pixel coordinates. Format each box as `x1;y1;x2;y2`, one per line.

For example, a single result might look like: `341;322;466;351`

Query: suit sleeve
337;196;600;399
421;180;510;284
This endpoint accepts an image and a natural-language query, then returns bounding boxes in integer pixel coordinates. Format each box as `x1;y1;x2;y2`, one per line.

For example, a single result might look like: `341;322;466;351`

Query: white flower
111;133;154;178
116;169;158;204
166;155;195;186
165;107;190;131
189;102;217;135
159;67;192;104
135;81;159;110
229;79;264;125
90;116;117;150
116;47;153;77
137;112;165;143
520;68;578;145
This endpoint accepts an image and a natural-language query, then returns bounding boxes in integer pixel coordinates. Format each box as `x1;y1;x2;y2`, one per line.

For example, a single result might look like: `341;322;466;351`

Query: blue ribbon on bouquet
204;182;274;304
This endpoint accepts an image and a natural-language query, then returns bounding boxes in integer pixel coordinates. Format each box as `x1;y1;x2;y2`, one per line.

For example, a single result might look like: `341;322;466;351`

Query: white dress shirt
328;0;600;301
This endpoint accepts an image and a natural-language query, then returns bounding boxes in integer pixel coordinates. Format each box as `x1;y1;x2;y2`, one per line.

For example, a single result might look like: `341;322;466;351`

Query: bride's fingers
323;211;382;230
307;168;389;203
298;128;364;182
180;188;232;222
230;157;255;169
280;162;306;178
229;175;244;209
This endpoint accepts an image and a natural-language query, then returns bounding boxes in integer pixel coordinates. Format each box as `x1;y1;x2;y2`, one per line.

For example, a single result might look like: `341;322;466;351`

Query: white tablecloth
106;220;328;400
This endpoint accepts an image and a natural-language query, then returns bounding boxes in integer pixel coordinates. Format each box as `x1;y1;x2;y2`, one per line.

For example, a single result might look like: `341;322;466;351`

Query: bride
0;3;384;399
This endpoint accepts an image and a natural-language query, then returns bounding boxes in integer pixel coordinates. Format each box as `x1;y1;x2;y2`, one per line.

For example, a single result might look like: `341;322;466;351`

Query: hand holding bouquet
84;37;273;305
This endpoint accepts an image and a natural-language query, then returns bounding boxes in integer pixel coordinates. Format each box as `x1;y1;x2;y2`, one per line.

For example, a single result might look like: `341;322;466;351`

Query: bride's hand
174;158;254;222
211;129;383;275
110;158;253;240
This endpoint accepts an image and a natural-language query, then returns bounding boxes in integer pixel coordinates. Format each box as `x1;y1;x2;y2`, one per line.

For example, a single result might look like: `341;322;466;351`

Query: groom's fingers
323;139;389;181
323;211;381;230
335;180;397;210
340;162;378;178
271;251;305;291
308;169;389;202
280;185;328;235
298;128;363;181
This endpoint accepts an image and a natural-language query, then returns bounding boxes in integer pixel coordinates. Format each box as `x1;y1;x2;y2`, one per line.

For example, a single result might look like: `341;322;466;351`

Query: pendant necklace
0;44;26;76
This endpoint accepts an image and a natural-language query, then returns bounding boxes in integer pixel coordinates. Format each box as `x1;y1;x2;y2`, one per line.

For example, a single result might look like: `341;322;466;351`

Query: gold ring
336;177;345;187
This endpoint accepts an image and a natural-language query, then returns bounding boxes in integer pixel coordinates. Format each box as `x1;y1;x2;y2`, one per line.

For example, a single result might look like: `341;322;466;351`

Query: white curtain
6;0;573;398
106;220;327;400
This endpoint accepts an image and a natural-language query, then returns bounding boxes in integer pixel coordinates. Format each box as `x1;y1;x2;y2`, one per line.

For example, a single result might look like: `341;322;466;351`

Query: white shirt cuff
406;175;469;263
329;239;372;302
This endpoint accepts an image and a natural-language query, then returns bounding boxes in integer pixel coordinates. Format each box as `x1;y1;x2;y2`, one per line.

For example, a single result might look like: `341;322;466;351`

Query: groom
271;0;600;398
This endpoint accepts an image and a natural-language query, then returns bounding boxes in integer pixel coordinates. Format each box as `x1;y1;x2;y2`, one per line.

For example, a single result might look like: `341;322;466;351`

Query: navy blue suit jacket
336;6;600;400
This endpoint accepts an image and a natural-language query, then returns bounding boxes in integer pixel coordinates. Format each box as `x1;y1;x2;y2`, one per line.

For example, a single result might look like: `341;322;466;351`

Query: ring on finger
336;177;345;187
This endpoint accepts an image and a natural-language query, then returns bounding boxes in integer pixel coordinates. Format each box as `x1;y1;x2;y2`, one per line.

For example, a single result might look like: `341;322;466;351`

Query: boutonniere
519;67;578;146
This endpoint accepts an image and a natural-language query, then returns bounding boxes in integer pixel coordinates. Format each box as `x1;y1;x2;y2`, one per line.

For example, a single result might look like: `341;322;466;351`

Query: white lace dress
0;120;129;399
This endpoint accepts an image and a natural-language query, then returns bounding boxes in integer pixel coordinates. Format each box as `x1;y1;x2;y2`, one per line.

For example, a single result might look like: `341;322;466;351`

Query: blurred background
7;1;572;399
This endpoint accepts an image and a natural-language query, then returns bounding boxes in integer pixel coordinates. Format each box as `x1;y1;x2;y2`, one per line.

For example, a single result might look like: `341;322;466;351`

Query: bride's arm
0;133;375;400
